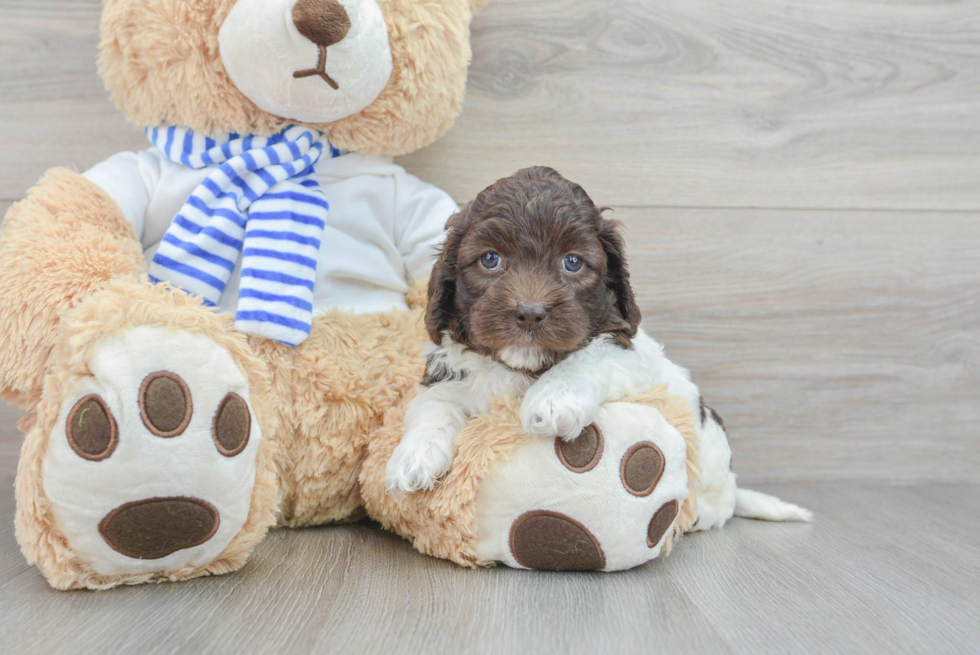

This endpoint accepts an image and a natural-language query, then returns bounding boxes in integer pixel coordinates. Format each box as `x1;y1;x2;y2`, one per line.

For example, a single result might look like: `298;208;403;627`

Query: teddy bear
0;0;734;590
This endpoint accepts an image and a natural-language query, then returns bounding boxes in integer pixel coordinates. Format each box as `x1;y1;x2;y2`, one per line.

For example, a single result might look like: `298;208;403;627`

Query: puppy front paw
520;381;599;441
385;436;454;494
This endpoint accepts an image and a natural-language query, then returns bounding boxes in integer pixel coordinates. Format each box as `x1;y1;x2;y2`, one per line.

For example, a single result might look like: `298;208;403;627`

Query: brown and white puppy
386;167;811;530
426;165;640;374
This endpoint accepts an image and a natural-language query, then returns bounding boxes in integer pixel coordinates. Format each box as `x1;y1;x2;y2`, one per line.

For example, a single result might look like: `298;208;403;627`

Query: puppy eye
481;252;502;270
563;255;584;273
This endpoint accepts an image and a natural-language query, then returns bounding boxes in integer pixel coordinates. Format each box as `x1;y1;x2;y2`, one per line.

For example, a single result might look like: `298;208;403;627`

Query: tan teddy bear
0;0;770;590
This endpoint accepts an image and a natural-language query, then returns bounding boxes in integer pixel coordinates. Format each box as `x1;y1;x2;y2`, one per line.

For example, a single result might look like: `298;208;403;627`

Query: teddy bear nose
293;0;352;48
515;303;548;332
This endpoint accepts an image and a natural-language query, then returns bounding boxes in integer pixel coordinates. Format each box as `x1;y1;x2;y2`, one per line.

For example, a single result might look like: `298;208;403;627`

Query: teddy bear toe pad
43;326;261;576
475;403;689;572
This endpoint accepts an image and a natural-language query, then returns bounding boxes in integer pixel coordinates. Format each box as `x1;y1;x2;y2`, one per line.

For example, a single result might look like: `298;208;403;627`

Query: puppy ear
425;208;470;344
598;217;642;344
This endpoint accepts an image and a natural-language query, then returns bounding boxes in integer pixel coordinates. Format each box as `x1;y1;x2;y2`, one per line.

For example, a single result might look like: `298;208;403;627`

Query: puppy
385;167;811;529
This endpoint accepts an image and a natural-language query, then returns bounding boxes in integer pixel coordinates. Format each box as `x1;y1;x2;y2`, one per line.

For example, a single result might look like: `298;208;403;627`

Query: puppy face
427;167;641;373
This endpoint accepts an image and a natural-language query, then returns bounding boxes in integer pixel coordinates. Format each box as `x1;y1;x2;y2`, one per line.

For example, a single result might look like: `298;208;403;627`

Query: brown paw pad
98;497;220;560
212;393;251;457
509;511;606;571
620;441;665;497
555;423;604;473
139;372;193;438
647;501;680;548
66;395;118;461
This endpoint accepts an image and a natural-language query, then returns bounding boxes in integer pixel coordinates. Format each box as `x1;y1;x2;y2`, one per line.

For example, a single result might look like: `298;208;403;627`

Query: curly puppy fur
426;165;641;371
360;386;700;567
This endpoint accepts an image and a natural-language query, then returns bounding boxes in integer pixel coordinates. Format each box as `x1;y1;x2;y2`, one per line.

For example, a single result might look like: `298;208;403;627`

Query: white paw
43;326;261;576
520;380;600;440
385;435;454;493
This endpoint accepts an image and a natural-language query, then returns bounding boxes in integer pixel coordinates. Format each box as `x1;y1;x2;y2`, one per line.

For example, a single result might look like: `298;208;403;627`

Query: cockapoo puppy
386;167;811;530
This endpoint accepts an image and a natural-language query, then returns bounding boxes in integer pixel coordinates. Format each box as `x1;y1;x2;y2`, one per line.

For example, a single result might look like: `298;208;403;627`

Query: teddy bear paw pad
555;423;604;473
620;441;665;497
99;497;220;560
475;402;690;572
509;511;606;571
42;326;261;576
647;501;679;549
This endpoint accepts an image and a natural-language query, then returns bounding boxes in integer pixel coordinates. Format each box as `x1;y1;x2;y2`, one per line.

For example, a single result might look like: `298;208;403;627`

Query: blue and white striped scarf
147;126;342;347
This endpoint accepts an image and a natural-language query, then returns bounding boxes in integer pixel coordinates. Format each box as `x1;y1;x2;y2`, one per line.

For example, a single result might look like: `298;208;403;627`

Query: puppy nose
515;303;547;332
293;0;352;48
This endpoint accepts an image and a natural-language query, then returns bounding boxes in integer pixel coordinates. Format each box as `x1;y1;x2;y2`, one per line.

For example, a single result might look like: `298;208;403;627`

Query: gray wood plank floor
1;0;978;652
0;415;977;654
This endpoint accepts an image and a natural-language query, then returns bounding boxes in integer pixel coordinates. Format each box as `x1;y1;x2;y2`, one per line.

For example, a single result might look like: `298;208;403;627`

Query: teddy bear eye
481;252;502;270
563;255;584;273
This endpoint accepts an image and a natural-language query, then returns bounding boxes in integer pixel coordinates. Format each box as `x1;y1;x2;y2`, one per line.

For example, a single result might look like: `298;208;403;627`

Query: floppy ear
597;217;642;343
425;208;470;344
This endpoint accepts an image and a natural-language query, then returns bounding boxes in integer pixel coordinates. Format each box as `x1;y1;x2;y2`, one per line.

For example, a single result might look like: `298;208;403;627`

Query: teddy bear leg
15;278;279;590
272;305;430;528
0;168;146;409
360;391;699;572
473;402;693;572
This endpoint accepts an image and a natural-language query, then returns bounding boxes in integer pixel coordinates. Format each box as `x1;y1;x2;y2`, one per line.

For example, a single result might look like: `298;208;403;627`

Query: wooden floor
0;402;977;654
1;0;979;653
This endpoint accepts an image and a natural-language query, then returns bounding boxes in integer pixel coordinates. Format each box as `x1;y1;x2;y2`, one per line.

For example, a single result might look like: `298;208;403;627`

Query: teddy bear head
99;0;487;156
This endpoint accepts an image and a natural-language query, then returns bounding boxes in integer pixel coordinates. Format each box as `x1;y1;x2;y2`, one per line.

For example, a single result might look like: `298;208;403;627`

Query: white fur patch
219;0;393;124
42;327;261;576
388;329;741;532
386;337;535;493
499;345;551;372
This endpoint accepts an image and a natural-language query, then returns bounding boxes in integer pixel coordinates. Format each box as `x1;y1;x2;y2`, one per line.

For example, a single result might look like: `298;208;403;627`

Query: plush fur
15;277;280;590
261;295;431;528
0;170;145;410
2;0;739;588
10;246;432;589
385;167;809;535
3;0;484;589
385;167;668;494
362;385;700;566
99;0;477;155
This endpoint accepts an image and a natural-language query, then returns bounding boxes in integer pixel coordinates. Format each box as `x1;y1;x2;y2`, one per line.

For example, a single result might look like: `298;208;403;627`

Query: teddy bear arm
0;168;146;409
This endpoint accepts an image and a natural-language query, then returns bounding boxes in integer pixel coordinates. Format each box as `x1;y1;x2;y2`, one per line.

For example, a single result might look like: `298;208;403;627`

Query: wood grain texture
614;207;980;485
0;1;146;201
408;0;980;210
2;0;979;652
1;0;979;209
0;416;976;655
1;207;975;485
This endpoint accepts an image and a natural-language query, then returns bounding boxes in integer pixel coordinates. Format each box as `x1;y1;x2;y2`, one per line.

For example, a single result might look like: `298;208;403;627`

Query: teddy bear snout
293;0;352;48
219;0;393;122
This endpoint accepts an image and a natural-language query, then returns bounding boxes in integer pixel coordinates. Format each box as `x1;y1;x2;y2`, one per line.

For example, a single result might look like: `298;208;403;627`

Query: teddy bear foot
39;324;263;578
15;279;280;590
473;402;692;572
